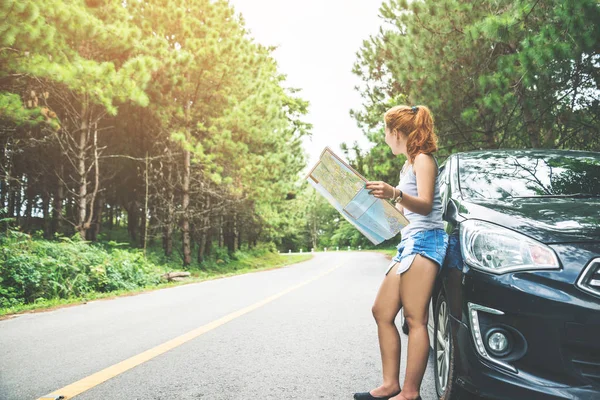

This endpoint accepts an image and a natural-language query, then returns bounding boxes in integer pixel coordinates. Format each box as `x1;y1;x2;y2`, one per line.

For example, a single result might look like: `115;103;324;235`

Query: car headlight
460;220;560;274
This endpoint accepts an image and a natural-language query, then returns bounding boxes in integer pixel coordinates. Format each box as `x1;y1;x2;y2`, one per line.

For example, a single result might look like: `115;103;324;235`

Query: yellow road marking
37;264;341;399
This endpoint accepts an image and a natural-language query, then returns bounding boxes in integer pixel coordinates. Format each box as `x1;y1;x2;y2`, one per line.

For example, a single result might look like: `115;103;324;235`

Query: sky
227;0;385;175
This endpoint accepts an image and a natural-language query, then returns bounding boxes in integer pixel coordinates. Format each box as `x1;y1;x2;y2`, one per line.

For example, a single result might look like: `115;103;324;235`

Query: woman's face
385;124;407;156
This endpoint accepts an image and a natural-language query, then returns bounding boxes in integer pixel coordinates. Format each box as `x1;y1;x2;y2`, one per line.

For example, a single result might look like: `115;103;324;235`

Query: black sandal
353;390;401;400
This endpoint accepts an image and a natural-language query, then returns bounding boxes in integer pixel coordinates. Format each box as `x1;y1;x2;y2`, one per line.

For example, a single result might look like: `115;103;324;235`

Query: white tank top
396;155;445;238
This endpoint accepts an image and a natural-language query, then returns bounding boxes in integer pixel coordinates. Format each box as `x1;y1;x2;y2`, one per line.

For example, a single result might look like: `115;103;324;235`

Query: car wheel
434;291;458;399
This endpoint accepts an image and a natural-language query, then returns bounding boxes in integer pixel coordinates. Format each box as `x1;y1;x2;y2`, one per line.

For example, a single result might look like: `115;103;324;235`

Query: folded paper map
306;147;409;245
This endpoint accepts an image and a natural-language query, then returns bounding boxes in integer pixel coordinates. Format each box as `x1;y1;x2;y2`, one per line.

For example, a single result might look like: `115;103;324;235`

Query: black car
402;150;600;399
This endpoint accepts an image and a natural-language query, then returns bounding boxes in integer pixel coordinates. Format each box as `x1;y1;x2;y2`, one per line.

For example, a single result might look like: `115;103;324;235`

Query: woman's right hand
365;181;396;199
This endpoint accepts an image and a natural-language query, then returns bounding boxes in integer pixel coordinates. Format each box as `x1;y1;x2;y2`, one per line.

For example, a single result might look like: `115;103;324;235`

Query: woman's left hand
365;181;396;199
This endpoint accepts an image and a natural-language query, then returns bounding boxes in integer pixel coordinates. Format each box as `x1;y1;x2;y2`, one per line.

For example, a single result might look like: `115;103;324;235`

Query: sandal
353;389;401;400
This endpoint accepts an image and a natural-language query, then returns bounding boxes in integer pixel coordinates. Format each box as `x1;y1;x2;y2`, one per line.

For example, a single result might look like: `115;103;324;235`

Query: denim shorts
385;228;449;275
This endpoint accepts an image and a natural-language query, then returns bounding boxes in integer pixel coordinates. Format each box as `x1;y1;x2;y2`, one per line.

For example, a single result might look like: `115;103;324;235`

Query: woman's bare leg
369;262;403;397
392;255;438;400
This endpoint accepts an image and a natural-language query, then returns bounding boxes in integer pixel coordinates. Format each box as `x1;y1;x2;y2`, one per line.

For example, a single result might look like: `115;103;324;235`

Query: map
306;147;410;245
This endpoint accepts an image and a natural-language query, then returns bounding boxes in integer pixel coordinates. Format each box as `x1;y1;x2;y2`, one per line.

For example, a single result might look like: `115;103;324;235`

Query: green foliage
0;231;311;314
0;92;44;126
0;0;311;262
0;231;163;308
352;0;600;153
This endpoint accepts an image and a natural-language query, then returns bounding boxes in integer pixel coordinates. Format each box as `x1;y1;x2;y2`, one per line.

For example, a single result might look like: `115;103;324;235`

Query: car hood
456;197;600;244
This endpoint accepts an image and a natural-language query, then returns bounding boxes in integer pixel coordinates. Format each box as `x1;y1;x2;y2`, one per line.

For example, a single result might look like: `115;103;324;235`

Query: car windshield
459;151;600;200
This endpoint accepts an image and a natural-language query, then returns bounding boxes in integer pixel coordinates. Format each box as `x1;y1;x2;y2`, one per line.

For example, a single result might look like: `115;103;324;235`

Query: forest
1;0;598;311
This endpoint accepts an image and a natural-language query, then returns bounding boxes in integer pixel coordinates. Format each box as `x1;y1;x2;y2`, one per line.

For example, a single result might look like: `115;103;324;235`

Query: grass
0;252;312;319
369;248;397;258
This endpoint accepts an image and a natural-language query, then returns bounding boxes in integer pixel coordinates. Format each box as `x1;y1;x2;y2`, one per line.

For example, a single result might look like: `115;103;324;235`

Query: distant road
0;252;436;400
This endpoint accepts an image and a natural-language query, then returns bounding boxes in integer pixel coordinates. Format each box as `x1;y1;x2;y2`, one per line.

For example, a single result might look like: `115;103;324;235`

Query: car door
426;156;452;347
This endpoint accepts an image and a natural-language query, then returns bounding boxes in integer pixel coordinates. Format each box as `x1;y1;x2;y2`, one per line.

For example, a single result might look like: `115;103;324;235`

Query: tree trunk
7;182;15;219
142;152;149;253
89;192;103;242
164;210;173;256
108;204;113;230
149;204;158;249
0;143;5;213
204;219;213;261
225;216;234;253
233;211;239;252
197;196;211;263
140;206;146;248
14;177;22;225
51;163;64;235
163;160;174;257
74;109;102;240
0;179;5;216
198;233;206;263
237;217;242;251
42;189;50;238
182;149;191;266
77;115;88;239
85;122;101;236
218;214;224;247
24;184;34;231
127;202;138;243
2;141;13;221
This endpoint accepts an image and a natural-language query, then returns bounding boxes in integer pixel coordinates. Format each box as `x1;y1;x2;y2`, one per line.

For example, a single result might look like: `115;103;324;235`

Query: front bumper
455;322;600;399
450;256;600;399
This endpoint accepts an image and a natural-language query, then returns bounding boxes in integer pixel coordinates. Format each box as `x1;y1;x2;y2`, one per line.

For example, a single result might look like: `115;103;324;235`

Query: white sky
227;0;384;175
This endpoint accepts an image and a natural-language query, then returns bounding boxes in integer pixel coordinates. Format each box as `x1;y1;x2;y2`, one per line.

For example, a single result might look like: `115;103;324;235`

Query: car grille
577;258;600;299
567;344;600;386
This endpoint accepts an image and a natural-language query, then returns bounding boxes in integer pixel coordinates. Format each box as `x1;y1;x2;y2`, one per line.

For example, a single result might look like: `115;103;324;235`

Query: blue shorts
385;228;449;275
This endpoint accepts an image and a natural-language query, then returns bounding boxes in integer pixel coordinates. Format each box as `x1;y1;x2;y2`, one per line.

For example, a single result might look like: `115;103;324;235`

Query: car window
459;151;600;200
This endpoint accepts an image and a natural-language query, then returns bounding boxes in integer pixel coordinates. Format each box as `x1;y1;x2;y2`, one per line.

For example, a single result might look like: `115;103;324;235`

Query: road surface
0;251;437;400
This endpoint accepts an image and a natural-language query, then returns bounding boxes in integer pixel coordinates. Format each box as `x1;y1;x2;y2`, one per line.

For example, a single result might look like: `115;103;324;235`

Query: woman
354;105;449;400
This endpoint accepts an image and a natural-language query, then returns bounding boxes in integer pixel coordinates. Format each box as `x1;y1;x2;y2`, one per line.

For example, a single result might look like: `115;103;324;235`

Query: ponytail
384;104;438;163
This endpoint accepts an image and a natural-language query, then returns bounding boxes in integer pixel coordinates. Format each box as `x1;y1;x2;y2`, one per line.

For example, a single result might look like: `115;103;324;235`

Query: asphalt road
0;251;437;400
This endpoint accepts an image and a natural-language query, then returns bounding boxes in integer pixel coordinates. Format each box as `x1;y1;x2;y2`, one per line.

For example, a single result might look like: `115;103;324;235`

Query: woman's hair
384;105;438;163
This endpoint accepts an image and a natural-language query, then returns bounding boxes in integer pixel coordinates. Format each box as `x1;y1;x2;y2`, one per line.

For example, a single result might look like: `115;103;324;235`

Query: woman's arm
365;153;437;216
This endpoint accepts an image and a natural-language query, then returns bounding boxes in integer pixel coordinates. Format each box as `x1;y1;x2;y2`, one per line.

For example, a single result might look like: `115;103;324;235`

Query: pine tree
352;0;600;153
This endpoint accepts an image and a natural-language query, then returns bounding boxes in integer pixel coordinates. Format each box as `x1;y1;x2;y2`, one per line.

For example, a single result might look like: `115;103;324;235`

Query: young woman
354;105;449;400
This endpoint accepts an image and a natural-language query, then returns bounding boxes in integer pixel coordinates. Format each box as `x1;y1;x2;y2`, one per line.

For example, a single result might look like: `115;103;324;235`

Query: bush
0;231;163;308
212;244;231;265
0;228;293;311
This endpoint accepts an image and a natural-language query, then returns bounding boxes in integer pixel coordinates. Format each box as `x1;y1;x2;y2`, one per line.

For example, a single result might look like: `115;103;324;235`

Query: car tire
434;291;458;400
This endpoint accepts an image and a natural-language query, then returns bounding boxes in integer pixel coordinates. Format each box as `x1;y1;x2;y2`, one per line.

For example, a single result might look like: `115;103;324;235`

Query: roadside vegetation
0;229;311;317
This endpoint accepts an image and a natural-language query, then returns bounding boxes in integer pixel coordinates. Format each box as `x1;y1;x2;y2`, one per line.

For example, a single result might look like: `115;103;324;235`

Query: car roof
456;148;600;160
